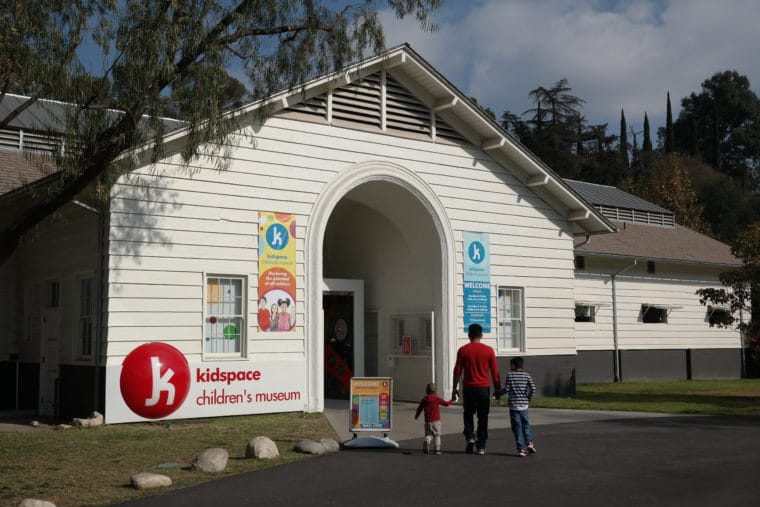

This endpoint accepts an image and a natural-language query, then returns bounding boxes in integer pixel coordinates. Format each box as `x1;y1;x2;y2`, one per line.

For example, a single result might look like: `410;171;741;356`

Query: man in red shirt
452;323;501;455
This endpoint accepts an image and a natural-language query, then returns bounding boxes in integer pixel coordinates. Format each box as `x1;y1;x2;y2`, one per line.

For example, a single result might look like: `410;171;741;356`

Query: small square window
642;305;667;323
575;304;595;323
574;255;586;270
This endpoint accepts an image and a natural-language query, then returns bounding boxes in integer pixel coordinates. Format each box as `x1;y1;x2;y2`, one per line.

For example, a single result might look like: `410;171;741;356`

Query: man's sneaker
476;447;486;455
435;450;442;455
527;443;537;454
465;440;475;454
493;388;508;400
517;449;528;457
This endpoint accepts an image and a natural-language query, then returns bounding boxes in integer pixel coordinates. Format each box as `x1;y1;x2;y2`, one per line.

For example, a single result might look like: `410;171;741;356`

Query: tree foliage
623;154;710;234
0;0;442;264
696;223;760;364
674;70;760;191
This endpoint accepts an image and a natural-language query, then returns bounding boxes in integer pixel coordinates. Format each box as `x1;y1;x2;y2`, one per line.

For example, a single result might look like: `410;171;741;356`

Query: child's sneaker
435;450;442;455
493;388;508;400
527;442;537;454
465;439;475;454
517;448;528;457
476;447;486;455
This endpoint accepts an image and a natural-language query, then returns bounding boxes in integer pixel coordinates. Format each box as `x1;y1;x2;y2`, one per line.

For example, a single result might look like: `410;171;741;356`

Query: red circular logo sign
120;342;191;419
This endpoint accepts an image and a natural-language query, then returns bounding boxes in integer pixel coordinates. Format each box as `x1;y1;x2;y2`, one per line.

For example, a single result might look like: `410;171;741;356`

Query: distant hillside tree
674;70;760;191
619;109;629;170
665;92;675;154
642;112;653;152
625;154;710;234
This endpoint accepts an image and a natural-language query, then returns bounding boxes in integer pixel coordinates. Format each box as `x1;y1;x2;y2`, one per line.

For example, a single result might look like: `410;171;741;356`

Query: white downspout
611;259;638;382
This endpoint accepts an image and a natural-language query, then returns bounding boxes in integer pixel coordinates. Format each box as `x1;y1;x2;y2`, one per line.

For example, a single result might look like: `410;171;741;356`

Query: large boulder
131;473;172;489
17;500;56;507
192;448;228;473
245;436;279;459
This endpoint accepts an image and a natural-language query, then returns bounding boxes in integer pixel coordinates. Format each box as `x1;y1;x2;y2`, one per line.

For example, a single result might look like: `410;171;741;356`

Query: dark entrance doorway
324;292;354;399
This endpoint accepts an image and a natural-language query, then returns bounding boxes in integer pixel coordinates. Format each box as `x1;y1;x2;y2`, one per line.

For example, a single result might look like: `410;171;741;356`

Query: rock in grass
17;499;56;507
131;472;172;489
245;436;279;459
293;439;326;455
192;448;228;473
319;438;341;453
72;411;104;428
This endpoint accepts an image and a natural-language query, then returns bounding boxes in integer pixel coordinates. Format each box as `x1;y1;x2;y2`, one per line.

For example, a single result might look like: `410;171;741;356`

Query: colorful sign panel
258;212;297;332
105;342;305;423
350;377;392;432
463;231;491;333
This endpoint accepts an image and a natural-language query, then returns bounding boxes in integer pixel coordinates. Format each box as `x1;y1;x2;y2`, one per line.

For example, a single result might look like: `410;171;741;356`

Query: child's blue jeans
509;408;533;450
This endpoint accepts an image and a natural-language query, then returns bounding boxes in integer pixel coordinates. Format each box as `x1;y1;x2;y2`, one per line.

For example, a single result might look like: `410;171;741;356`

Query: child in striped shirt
497;357;537;457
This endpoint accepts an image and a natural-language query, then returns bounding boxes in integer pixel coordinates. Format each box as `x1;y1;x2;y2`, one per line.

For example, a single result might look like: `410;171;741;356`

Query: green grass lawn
527;378;760;416
0;412;338;507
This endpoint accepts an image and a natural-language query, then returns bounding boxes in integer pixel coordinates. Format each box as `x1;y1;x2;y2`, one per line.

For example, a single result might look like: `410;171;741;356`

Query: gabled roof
158;44;615;235
574;220;739;267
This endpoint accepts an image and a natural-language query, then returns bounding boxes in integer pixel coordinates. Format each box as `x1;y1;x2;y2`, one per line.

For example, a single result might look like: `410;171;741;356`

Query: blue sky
379;0;760;138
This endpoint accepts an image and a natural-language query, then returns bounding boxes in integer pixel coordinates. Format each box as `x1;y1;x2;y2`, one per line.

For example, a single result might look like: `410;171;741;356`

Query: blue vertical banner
463;231;491;333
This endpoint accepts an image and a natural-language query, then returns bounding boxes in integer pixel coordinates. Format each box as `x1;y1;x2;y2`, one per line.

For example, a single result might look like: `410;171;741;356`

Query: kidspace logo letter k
145;356;176;406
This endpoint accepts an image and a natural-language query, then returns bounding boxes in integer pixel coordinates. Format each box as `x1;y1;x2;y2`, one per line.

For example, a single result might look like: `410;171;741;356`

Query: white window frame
203;274;247;359
73;272;95;361
497;286;524;354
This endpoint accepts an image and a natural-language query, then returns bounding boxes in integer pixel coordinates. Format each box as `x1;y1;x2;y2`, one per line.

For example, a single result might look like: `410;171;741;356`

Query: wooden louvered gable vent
284;71;468;145
0;128;59;154
385;75;430;136
596;205;675;228
332;73;382;128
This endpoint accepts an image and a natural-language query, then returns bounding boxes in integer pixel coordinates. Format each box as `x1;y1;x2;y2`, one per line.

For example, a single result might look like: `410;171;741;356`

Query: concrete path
324;399;682;444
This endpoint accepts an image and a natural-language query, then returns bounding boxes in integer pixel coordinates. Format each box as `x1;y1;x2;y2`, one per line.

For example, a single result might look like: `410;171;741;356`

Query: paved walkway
119;405;760;507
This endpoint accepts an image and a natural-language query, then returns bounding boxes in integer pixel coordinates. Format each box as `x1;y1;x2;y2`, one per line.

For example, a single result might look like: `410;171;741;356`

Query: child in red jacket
415;383;453;454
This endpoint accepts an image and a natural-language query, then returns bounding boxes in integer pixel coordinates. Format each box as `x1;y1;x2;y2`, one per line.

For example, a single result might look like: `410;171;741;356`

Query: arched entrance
305;162;456;412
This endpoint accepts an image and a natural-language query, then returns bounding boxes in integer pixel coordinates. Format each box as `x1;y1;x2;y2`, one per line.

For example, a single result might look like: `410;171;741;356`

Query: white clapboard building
0;45;742;423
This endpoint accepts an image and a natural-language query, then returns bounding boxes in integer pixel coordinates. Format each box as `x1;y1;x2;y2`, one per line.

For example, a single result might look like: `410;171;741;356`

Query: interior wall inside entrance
323;181;442;390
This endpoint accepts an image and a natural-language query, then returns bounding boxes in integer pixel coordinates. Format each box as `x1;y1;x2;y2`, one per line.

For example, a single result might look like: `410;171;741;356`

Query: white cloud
379;0;760;132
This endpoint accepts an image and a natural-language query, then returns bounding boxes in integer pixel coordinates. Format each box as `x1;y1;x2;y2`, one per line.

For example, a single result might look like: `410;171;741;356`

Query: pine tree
665;92;675;154
620;109;629;169
643;113;653;152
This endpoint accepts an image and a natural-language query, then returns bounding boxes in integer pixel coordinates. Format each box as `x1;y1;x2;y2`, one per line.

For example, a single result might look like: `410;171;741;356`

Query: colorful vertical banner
258;212;297;332
463;231;491;333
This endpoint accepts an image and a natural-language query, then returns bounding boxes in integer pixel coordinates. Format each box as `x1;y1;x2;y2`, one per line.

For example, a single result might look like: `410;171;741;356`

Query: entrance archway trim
305;161;457;412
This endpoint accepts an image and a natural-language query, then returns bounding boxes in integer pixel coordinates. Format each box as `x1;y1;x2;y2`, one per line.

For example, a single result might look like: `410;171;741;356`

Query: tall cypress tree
620;109;629;169
643;112;652;152
665;92;675;153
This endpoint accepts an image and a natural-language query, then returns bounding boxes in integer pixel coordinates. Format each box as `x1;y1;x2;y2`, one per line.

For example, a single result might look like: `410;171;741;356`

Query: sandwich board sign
344;377;397;448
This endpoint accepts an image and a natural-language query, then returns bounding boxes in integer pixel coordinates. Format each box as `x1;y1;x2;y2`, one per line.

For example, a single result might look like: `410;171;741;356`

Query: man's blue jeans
509;408;533;450
462;386;491;448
